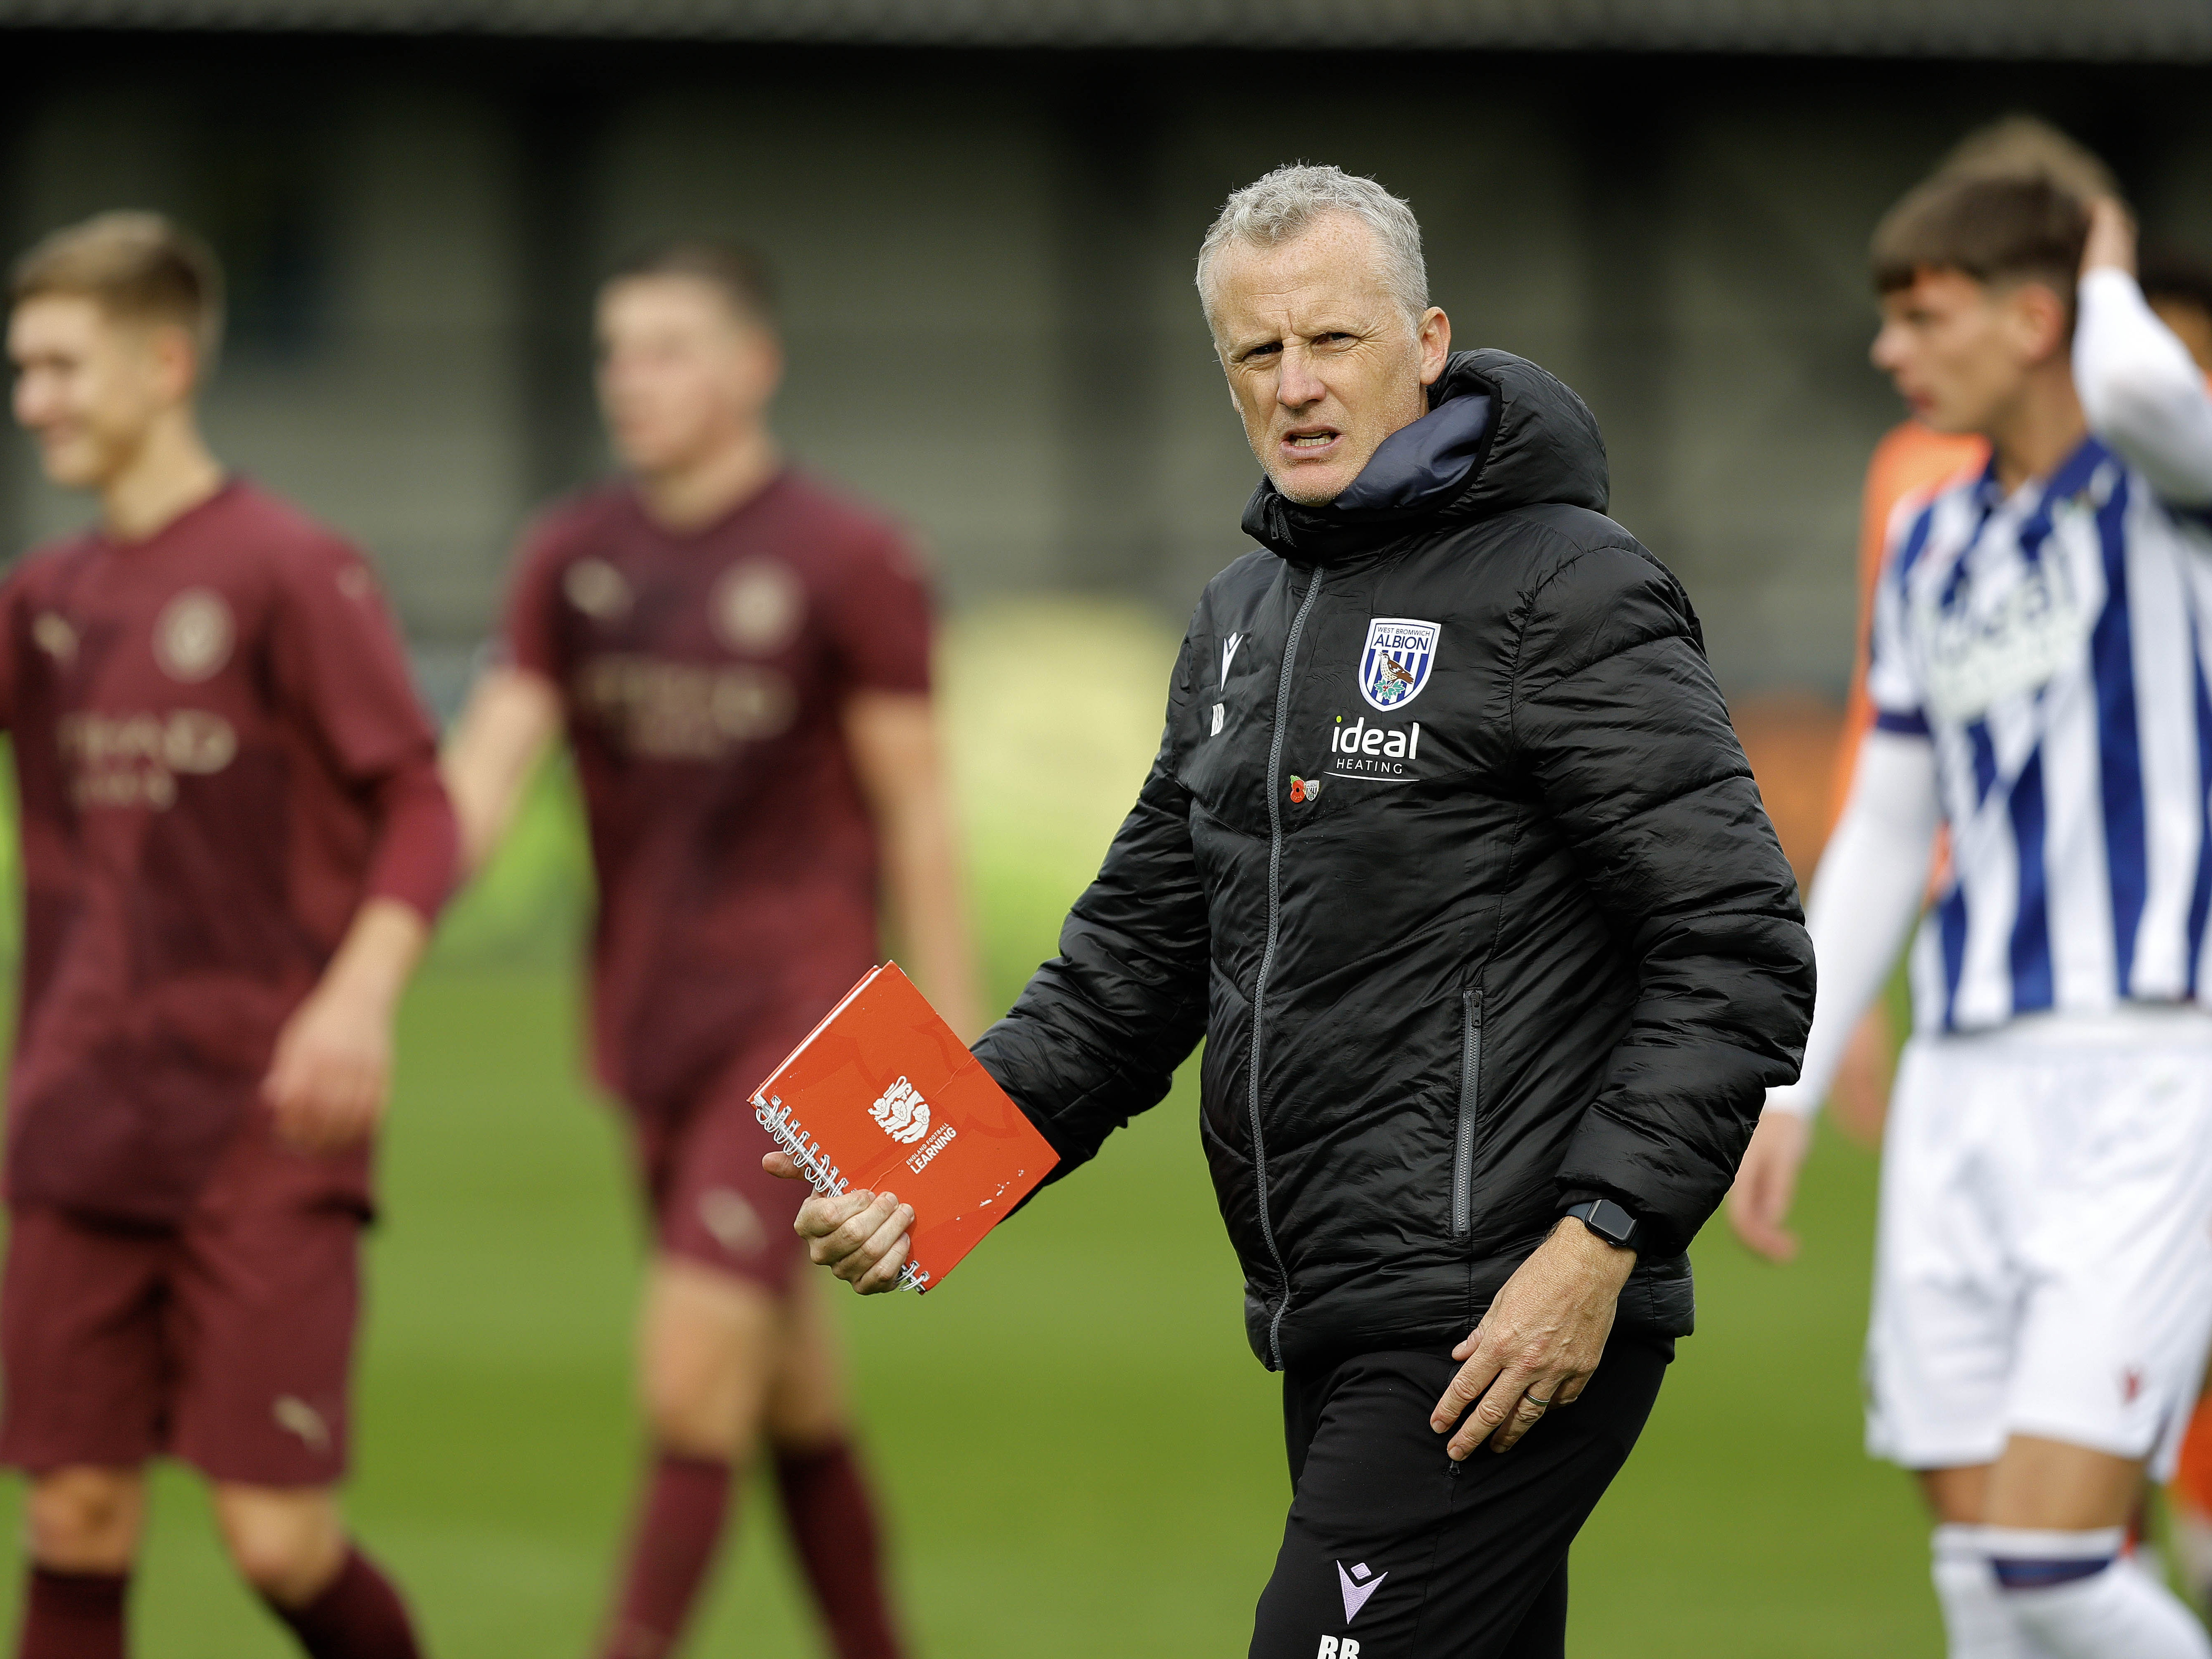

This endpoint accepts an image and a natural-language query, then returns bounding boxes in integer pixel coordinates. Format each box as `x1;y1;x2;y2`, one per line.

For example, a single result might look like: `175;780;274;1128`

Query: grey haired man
782;165;1813;1659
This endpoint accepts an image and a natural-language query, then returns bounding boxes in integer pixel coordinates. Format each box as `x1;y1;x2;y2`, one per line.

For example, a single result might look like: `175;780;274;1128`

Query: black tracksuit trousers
1249;1333;1671;1659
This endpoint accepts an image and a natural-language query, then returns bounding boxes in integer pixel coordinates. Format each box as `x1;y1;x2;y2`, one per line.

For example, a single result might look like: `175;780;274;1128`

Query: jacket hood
1239;349;1610;567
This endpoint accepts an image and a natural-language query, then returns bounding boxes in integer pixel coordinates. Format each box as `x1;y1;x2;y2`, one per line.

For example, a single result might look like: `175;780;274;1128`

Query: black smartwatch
1564;1197;1642;1252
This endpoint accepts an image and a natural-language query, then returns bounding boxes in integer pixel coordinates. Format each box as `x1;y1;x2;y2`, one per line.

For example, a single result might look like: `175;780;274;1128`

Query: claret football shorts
630;1035;811;1289
1866;1009;2212;1478
0;1123;364;1486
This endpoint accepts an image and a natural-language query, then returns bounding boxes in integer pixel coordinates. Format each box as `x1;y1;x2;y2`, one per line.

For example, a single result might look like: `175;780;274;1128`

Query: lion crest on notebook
869;1075;932;1145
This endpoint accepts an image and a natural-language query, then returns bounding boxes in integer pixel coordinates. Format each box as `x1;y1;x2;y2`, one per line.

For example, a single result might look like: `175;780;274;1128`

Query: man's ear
146;322;202;406
739;323;785;401
2004;281;2072;368
1416;306;1452;386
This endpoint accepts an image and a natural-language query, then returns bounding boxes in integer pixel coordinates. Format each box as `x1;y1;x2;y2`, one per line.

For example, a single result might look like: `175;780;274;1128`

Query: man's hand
262;898;426;1155
1429;1217;1635;1459
1726;1107;1813;1263
264;983;394;1153
2083;196;2139;279
765;1151;917;1293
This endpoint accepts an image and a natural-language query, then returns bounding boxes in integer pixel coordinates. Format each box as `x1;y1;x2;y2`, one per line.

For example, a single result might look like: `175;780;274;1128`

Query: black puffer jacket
974;349;1815;1372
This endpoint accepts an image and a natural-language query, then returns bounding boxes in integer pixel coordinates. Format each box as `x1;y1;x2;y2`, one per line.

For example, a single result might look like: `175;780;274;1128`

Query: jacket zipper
1249;570;1322;1370
1452;991;1482;1236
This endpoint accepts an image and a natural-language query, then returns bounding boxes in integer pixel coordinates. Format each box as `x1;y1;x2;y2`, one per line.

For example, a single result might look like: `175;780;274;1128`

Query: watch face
1579;1200;1635;1245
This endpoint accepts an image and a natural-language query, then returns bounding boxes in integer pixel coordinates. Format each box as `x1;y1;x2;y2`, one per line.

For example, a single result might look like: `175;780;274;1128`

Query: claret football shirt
504;470;932;1114
0;481;455;1224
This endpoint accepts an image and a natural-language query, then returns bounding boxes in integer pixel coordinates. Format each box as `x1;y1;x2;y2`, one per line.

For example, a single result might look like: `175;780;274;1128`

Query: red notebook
751;963;1058;1292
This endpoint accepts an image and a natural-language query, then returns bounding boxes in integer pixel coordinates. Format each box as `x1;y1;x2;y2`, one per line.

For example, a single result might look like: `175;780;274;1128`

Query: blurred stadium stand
2;4;2211;718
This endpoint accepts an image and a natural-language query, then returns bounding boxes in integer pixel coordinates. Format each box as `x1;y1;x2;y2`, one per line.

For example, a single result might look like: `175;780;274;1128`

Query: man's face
596;275;782;479
1208;214;1450;506
1869;267;2065;436
8;295;187;491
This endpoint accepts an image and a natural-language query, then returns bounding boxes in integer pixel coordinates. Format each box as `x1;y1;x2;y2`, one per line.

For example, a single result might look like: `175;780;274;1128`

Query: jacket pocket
1453;991;1482;1236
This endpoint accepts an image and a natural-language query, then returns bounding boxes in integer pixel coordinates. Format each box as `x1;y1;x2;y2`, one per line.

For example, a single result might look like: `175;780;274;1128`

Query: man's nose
1275;343;1325;409
1869;324;1904;374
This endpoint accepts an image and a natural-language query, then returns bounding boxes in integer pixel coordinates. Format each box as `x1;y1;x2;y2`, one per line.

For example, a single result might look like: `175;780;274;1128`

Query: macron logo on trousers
1316;1559;1385;1655
1337;1560;1385;1620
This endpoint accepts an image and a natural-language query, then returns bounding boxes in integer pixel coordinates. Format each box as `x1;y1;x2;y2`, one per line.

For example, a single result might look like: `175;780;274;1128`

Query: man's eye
1244;343;1282;362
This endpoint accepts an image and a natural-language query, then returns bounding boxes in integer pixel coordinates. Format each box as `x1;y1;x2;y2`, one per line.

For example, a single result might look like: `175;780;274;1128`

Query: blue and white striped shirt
1869;438;2212;1032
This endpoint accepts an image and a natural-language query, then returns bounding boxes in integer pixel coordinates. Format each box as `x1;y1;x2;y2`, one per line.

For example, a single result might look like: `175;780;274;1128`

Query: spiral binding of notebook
756;1095;930;1291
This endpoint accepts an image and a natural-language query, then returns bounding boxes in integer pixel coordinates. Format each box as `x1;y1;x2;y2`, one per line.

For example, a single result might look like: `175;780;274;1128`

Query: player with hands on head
777;163;1815;1659
1728;159;2212;1659
1779;120;2212;1174
1;213;455;1659
443;241;978;1659
1810;119;2122;1153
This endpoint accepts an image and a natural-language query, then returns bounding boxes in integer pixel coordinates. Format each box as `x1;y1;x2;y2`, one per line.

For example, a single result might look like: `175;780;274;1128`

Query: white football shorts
1866;1007;2212;1479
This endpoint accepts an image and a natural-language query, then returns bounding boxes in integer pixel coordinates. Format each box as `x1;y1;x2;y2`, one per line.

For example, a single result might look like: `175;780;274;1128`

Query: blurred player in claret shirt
1;214;455;1659
443;243;978;1659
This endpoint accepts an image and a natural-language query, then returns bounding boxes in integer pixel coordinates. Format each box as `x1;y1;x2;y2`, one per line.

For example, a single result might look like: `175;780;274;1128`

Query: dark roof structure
4;0;2212;58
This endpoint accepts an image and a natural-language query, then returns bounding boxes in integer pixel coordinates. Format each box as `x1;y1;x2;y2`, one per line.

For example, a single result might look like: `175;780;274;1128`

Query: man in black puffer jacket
784;164;1815;1659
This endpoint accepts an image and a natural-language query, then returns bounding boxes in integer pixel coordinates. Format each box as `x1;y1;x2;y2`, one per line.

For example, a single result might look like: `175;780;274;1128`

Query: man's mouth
1282;427;1340;453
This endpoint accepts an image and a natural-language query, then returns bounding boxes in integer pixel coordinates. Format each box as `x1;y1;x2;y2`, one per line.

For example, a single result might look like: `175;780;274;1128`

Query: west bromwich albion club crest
1359;618;1440;713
